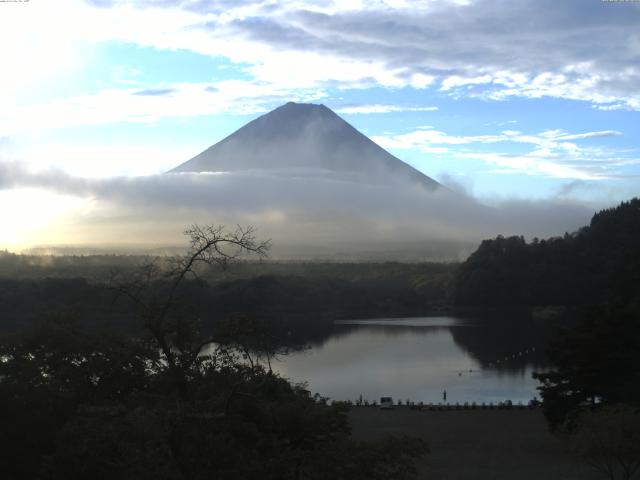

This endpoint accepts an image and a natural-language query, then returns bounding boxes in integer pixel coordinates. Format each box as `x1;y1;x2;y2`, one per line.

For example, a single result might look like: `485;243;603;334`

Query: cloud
1;81;327;135
375;128;623;150
457;152;600;181
437;172;474;197
13;143;195;177
3;0;639;125
558;180;591;197
334;104;438;114
0;161;595;255
133;88;177;96
557;131;622;141
202;0;640;110
373;127;634;180
440;75;493;92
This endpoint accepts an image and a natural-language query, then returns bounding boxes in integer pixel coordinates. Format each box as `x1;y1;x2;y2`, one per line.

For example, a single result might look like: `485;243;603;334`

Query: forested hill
453;198;640;310
0;260;455;333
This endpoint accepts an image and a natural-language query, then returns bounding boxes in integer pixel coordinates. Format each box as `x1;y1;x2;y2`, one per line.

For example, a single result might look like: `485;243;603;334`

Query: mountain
170;102;441;190
160;101;591;260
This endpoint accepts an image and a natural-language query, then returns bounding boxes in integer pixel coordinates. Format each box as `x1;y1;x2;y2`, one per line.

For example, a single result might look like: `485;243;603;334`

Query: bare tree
111;224;270;395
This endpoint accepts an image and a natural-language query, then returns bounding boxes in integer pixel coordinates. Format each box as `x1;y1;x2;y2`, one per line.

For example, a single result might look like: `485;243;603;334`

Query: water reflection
335;317;466;328
273;316;552;404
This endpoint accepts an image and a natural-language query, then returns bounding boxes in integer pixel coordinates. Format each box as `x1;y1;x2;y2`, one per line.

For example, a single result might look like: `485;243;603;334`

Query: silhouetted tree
566;405;640;480
110;224;270;396
534;306;640;430
0;316;156;479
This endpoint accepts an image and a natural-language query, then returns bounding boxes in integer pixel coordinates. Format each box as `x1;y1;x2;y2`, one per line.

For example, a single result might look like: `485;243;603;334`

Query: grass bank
348;407;598;480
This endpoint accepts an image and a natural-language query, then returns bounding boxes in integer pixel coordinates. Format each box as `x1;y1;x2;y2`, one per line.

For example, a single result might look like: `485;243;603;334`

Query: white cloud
375;128;622;150
440;74;493;91
373;127;631;180
3;0;640;116
409;73;436;89
17;143;194;178
557;131;622;141
457;152;599;180
335;104;438;114
0;81;327;136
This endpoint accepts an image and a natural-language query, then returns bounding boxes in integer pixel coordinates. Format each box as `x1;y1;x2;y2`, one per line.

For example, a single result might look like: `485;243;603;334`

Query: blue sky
0;0;639;249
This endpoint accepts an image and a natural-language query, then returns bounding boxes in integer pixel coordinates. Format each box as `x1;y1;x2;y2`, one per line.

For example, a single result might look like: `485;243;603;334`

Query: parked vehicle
380;396;394;409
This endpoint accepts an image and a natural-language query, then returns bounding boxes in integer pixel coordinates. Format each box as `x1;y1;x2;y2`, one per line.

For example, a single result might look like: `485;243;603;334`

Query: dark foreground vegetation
2;198;640;479
0;226;427;479
0;317;427;480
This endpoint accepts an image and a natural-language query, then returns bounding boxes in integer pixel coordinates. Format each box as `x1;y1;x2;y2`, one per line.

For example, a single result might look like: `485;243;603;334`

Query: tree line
453;198;640;310
0;259;455;336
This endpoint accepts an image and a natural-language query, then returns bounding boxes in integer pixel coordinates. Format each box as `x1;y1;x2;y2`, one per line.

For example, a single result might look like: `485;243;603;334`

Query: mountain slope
170;102;441;190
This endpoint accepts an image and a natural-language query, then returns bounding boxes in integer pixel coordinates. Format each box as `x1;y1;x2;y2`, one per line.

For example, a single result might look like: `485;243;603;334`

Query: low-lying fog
0;161;592;259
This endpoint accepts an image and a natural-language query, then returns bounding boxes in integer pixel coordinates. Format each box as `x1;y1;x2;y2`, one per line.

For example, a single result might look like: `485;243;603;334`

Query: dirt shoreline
348;407;599;480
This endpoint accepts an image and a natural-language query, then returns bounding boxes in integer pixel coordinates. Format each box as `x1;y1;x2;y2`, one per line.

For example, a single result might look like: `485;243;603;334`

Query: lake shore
348;407;599;480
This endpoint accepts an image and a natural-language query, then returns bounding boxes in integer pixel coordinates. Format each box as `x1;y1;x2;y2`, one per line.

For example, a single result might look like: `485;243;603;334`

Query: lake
273;316;551;405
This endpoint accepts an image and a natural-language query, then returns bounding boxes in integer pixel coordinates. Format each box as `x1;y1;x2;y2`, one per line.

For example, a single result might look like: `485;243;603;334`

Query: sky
0;0;639;252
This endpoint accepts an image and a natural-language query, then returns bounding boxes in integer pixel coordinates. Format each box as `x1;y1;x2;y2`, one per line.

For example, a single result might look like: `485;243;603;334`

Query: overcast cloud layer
3;0;640;127
47;0;640;110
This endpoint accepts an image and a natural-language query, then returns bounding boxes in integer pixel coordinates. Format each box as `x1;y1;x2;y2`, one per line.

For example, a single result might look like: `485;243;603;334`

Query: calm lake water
273;316;550;405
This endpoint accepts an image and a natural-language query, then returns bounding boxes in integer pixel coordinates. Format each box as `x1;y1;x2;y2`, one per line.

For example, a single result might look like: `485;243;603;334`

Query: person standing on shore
443;389;447;402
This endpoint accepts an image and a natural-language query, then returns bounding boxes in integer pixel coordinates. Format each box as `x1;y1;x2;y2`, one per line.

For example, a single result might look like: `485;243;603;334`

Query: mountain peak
283;101;324;108
281;101;330;111
170;102;440;190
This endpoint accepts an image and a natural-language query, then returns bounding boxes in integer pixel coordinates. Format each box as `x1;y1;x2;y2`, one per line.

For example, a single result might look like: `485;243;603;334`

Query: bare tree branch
109;224;270;396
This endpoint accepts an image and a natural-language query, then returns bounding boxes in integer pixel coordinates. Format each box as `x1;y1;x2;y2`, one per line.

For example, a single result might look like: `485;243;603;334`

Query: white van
380;396;394;409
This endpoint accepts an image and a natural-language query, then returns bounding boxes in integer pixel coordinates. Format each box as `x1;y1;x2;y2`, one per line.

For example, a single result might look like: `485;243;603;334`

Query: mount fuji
171;102;441;191
138;102;588;259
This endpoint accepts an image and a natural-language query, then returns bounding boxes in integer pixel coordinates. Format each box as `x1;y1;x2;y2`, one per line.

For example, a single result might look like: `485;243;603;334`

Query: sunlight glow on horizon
0;189;91;251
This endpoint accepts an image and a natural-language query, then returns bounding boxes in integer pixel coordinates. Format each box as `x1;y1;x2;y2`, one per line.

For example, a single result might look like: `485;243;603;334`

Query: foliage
533;307;640;430
214;313;293;372
454;198;640;309
0;317;158;480
0;318;427;479
565;405;640;480
0;262;455;336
